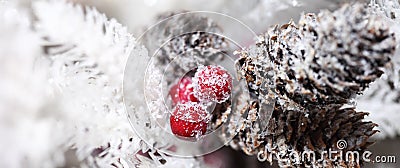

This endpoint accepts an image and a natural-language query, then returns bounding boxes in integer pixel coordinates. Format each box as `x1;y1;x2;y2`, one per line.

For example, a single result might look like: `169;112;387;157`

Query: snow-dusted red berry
169;84;180;105
170;102;208;137
178;77;198;103
169;77;198;106
193;65;232;103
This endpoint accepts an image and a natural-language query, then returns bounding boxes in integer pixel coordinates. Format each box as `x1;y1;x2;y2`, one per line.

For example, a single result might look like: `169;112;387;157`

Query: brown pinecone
228;3;396;167
229;98;377;167
236;3;395;110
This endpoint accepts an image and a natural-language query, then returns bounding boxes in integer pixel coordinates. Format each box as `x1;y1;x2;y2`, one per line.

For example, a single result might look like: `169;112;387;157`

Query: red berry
169;77;198;106
193;65;232;103
178;77;198;103
169;84;180;105
170;102;208;137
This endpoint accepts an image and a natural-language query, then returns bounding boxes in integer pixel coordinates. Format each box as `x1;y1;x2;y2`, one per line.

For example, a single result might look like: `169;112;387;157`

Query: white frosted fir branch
33;0;142;166
34;0;203;167
0;0;203;167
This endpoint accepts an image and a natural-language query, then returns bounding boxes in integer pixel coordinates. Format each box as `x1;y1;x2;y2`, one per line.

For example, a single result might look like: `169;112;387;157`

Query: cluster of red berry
169;65;232;138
